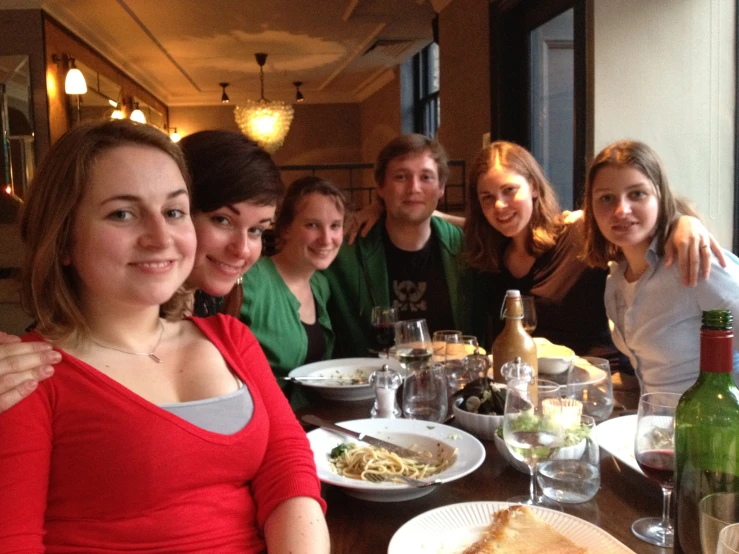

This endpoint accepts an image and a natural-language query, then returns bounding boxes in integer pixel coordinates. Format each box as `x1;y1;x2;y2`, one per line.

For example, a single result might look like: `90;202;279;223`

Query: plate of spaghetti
307;418;486;501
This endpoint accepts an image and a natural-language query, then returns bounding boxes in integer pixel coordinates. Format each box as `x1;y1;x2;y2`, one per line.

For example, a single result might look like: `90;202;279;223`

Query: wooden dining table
296;387;670;554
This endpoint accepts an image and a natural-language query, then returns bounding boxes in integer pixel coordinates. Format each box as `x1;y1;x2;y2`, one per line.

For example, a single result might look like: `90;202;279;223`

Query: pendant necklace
89;319;165;363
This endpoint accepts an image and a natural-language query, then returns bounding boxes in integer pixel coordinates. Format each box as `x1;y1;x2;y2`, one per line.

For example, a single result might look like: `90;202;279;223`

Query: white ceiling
25;0;450;106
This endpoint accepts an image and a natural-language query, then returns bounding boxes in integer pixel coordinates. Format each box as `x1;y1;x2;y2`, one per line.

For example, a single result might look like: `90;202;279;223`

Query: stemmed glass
521;295;538;334
395;319;434;372
566;356;614;423
632;392;681;548
503;378;564;508
370;306;398;358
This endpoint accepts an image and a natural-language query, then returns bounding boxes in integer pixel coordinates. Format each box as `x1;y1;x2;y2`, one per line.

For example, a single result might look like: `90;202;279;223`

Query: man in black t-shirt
325;134;464;358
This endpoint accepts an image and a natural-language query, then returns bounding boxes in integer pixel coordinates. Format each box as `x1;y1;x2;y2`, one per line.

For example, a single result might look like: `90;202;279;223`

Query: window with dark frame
413;42;440;138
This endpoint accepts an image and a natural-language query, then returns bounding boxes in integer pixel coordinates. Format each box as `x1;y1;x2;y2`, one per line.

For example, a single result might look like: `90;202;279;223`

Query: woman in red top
0;120;328;553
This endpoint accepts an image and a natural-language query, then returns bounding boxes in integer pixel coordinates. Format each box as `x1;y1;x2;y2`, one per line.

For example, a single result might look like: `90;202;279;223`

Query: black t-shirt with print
383;228;454;333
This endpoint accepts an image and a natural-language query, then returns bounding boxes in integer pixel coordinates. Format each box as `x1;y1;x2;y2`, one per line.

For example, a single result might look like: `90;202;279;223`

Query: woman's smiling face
476;164;537;241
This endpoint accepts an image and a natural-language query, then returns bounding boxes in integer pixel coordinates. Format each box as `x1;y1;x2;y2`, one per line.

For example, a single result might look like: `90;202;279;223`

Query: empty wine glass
503;378;564;509
521;296;537;334
370;306;398;358
394;319;433;373
632;392;681;548
566;357;614;423
445;335;478;393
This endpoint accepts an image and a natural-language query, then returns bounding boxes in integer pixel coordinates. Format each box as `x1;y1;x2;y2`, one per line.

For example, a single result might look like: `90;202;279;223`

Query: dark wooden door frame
489;0;587;208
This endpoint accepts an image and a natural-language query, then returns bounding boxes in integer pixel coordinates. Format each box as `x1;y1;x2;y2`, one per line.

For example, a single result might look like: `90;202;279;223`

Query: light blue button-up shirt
605;239;739;395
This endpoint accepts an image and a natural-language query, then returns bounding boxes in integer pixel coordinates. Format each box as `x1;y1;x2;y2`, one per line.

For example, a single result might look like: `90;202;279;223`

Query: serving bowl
452;397;504;440
306;418;485;502
534;338;575;375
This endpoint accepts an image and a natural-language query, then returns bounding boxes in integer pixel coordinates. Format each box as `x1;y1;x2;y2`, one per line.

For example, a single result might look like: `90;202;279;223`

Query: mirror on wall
0;55;34;207
68;60;122;124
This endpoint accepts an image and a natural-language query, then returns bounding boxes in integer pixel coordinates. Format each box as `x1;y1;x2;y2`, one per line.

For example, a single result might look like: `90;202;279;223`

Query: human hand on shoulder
664;215;726;286
561;209;583;224
0;333;60;413
346;200;384;245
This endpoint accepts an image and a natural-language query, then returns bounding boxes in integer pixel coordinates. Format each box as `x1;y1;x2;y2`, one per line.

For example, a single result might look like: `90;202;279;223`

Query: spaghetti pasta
329;443;456;482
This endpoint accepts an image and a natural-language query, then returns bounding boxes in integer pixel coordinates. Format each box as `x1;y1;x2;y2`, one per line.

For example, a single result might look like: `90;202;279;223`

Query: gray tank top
159;378;254;435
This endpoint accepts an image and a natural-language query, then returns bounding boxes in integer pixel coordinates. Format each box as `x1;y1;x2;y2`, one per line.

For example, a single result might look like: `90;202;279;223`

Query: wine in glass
394;319;433;372
632;392;681;548
503;378;564;509
370;306;398;358
521;295;538;334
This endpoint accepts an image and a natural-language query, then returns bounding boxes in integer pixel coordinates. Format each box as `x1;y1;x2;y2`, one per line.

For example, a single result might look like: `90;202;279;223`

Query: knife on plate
301;414;435;464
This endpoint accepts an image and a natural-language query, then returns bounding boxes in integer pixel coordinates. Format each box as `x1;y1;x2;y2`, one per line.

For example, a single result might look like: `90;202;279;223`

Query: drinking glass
521;295;537;334
432;329;462;362
566;357;614;423
402;363;448;422
395;319;434;372
537;415;600;504
632;392;681;547
717;523;739;554
503;378;564;508
444;334;478;393
700;493;739;554
370;306;398;358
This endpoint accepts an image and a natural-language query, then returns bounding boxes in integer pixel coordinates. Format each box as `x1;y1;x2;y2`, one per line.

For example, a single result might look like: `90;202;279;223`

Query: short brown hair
582;140;698;268
374;134;449;187
19;120;192;341
179;130;283;212
464;141;562;272
273;176;348;250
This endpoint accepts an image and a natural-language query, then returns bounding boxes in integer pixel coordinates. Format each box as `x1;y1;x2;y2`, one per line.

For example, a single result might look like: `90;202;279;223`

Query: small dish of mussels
451;378;507;440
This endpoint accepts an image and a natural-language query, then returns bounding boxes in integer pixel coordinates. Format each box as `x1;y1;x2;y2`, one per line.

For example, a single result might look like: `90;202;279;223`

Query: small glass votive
700;493;739;554
537;415;600;504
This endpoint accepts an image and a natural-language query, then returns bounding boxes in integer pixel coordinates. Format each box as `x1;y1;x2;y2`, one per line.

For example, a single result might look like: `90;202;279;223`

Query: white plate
307;418;485;502
388;501;636;553
594;414;643;476
288;358;404;401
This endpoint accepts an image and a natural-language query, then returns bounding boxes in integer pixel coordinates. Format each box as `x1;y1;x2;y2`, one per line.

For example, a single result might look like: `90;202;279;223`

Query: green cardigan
323;215;464;358
240;257;334;382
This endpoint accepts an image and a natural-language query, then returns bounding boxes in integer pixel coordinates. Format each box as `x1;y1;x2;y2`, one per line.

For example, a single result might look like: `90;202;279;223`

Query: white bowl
288;358;404;401
493;429;588;474
307;418;486;502
535;339;575;375
452;397;504;440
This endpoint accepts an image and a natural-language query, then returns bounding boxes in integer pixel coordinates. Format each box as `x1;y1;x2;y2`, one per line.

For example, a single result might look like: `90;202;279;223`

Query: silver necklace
89;320;165;363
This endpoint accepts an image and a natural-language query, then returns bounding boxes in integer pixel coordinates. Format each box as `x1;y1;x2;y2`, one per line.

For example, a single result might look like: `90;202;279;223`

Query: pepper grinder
369;364;402;418
500;356;534;393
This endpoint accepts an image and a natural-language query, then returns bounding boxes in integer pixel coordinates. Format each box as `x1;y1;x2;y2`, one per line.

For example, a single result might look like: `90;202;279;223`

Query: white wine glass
503;378;564;509
632;392;681;548
394;319;433;373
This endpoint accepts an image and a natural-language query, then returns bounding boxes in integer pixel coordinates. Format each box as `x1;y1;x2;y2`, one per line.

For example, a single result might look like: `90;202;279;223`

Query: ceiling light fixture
293;81;305;103
52;54;88;95
129;102;146;124
234;53;294;154
220;82;230;103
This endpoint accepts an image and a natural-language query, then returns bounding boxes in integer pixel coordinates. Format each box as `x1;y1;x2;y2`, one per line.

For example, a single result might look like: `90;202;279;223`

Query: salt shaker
369;364;402;418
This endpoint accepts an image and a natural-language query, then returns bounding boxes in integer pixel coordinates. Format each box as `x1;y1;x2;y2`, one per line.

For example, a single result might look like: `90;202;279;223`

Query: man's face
376;151;445;225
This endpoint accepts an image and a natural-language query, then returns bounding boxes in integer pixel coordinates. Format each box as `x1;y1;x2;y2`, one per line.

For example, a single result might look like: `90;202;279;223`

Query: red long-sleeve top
0;315;325;553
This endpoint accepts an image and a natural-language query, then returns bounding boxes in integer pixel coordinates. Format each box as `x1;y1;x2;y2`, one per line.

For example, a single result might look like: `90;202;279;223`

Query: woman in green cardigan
240;177;347;404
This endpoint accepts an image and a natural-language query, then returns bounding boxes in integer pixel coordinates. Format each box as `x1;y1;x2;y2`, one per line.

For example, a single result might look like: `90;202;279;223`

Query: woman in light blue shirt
582;140;739;394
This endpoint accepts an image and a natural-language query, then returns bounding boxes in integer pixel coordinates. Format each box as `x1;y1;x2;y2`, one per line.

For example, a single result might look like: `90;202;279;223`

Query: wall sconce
293;81;305;103
129;102;146;124
52;54;87;95
220;82;230;104
169;127;181;142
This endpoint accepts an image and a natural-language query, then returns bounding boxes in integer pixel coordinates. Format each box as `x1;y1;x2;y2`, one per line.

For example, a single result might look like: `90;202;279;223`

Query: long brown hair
582;140;698;268
20;120;192;341
464;141;562;272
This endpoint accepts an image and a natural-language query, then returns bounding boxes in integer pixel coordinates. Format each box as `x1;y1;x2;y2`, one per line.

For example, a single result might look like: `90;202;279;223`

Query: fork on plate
363;473;441;488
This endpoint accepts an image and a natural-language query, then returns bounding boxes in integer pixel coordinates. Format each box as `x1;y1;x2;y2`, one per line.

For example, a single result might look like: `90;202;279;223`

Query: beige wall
169;103;362;167
437;0;491;177
593;0;736;246
359;74;402;166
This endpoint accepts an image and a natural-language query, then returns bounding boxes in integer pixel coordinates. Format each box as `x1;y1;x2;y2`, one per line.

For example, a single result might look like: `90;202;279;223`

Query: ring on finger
700;243;710;249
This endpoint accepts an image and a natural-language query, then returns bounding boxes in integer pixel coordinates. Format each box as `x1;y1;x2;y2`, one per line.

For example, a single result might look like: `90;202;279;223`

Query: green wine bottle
674;309;739;554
